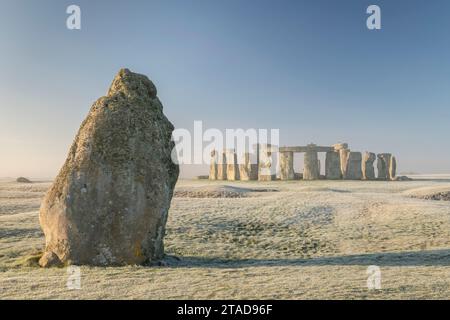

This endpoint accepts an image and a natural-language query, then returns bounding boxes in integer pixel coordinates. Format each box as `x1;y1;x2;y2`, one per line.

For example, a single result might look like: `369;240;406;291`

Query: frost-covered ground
0;176;449;299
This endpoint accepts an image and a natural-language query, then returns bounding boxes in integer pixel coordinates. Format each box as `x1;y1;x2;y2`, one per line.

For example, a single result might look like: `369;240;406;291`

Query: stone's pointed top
107;68;157;99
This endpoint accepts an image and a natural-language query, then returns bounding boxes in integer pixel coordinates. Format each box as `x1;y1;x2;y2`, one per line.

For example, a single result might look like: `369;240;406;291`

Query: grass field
1;177;449;299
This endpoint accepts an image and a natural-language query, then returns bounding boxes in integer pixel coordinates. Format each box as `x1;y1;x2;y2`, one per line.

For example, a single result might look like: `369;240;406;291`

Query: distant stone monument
39;69;179;267
208;142;400;182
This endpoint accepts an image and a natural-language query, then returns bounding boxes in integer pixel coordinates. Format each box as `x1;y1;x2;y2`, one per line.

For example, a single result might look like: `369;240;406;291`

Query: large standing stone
362;152;376;180
345;152;362;180
339;149;350;179
239;152;258;181
389;156;397;181
280;151;295;180
217;150;227;180
377;153;391;180
325;151;341;180
209;150;218;180
258;144;275;181
303;147;320;180
39;69;179;267
239;153;250;181
226;149;239;181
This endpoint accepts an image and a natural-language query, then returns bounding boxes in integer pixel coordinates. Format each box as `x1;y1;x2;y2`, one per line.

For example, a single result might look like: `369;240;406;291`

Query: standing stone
389;156;397;181
303;147;320;180
362;152;376;180
39;69;179;267
249;163;258;180
325;151;341;180
345;152;362;180
209;150;218;180
217;150;227;180
339;149;350;179
239;152;258;181
239;153;250;181
377;153;391;180
226;149;239;181
280;151;295;180
258;144;275;181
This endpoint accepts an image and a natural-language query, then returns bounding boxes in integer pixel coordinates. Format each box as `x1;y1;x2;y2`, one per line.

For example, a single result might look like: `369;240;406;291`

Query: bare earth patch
0;177;450;299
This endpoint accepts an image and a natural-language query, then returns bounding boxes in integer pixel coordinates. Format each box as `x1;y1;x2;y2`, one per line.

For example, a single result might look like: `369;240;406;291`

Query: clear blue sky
1;0;449;178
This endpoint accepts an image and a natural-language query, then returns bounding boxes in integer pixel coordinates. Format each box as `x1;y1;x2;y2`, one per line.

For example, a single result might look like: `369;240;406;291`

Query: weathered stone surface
217;150;227;180
39;69;179;266
377;153;391;180
389;156;397;180
280;151;295;180
339;149;350;179
325;151;341;180
303;149;320;180
362;152;376;180
239;152;258;181
258;144;275;181
345;152;362;180
249;164;258;180
209;150;218;180
333;143;349;151
238;153;250;181
38;251;63;268
225;149;239;181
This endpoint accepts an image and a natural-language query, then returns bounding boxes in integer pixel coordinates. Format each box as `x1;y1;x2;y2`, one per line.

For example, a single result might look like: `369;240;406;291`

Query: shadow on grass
163;249;450;268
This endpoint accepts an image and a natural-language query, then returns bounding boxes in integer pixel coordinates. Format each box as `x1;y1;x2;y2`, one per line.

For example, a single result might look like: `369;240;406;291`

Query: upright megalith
280;151;295;180
303;144;320;180
362;152;376;180
389;156;397;181
217;150;227;180
377;153;391;180
38;69;179;267
345;152;362;180
333;144;350;179
325;151;341;180
258;144;276;181
209;150;218;180
225;149;239;181
239;152;258;181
